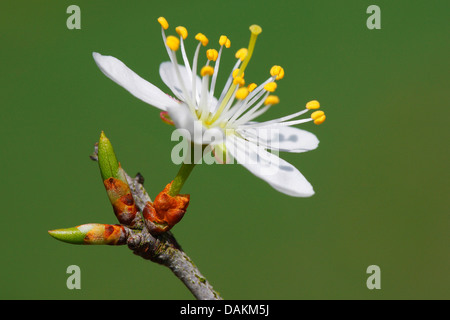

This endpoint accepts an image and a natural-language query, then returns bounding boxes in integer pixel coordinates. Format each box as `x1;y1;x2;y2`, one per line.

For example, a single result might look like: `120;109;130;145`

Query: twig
90;144;222;300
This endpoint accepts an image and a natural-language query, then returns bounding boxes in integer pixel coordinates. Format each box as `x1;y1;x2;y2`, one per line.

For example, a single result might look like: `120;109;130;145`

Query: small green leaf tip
98;131;120;181
48;227;86;245
49;224;128;245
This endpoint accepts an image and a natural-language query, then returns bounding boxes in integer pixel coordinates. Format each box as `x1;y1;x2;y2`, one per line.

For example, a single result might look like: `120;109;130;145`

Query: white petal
159;62;218;109
237;125;319;153
160;62;200;102
166;103;197;138
226;136;315;197
166;104;224;145
93;52;179;110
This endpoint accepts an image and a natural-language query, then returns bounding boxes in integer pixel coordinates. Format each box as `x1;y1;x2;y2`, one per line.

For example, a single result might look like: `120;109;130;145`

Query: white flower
92;17;326;197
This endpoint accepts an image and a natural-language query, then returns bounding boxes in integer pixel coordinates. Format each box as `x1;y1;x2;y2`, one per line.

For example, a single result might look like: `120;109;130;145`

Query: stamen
248;83;257;92
311;110;326;125
264;82;277;92
179;34;193;86
311;110;324;119
220;80;270;126
190;34;209;105
235;48;248;61
306;100;320;109
167;49;195;112
206;49;219;61
157;17;169;30
250;118;312;129
175;26;188;39
220;88;265;125
234;104;272;127
200;66;214;77
239;109;311;129
195;33;209;46
199;69;212;119
245;76;277;102
264;95;279;105
157;21;194;109
242;86;268;114
235;87;249;100
166;36;180;51
270;65;285;80
314;115;326;125
230;91;271;127
191;42;202;104
233;76;245;87
219;35;227;46
208;44;225;111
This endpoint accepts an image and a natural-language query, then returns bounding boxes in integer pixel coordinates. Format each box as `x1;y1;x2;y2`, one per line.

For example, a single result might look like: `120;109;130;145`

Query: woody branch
49;133;221;300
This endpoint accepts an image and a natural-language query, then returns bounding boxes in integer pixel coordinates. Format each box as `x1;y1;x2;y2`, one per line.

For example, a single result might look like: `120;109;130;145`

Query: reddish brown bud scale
143;182;190;235
83;224;128;245
143;202;168;234
154;183;190;226
104;177;140;227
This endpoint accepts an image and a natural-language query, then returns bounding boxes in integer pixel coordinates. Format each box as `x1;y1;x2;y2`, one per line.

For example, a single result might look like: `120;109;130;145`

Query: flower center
157;17;325;133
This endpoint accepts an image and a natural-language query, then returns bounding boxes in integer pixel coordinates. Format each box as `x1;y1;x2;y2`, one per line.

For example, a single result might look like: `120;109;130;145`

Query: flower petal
166;104;197;140
159;61;201;103
159;62;218;109
237;125;319;153
166;104;224;145
93;52;179;110
226;135;315;197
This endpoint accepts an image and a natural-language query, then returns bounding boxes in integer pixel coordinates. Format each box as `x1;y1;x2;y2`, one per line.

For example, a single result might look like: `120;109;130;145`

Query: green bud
48;227;86;245
98;131;122;181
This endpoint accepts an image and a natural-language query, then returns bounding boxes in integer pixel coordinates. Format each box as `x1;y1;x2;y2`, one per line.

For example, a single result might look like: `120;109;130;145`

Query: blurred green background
1;0;448;299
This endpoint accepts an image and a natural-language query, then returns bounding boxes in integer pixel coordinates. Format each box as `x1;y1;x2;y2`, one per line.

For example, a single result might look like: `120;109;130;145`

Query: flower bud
98;132;141;228
143;182;190;235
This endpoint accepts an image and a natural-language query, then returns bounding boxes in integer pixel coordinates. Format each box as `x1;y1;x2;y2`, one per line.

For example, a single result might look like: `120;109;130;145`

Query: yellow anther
235;87;249;100
166;35;180;51
233;76;245;87
157;17;169;30
311;110;324;119
232;68;244;79
312;113;326;124
200;65;214;77
314;115;326;125
235;48;248;61
264;82;277;92
195;33;209;46
247;83;257;92
249;24;262;35
225;38;231;48
306;100;320;110
270;65;285;80
311;110;326;124
175;26;188;40
206;49;219;61
264;95;280;105
219;35;228;46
